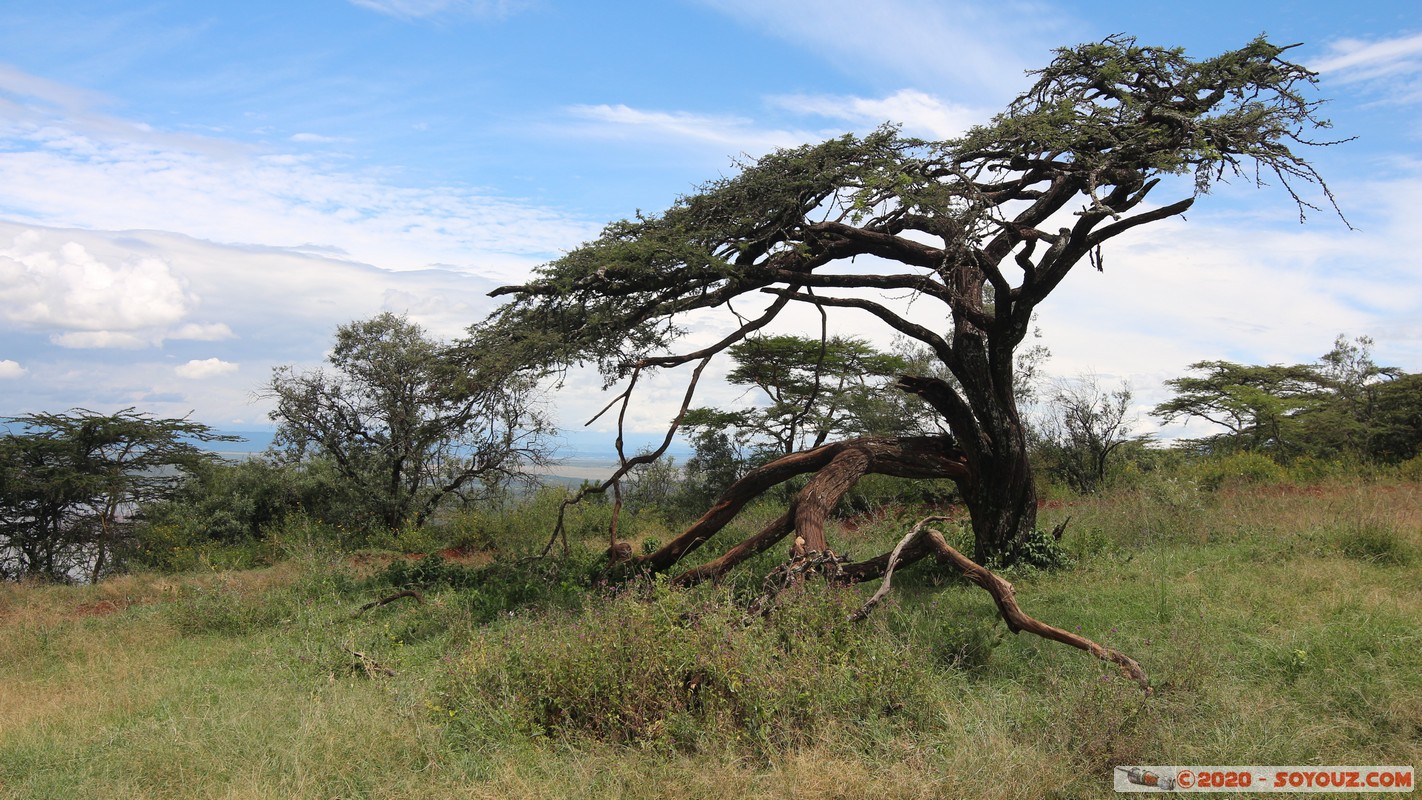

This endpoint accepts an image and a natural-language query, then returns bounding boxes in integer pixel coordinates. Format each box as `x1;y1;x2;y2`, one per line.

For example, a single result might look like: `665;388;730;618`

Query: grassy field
1;478;1419;799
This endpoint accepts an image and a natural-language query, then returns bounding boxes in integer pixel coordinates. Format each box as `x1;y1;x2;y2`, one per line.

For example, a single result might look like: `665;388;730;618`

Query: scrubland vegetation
5;35;1420;799
3;461;1419;799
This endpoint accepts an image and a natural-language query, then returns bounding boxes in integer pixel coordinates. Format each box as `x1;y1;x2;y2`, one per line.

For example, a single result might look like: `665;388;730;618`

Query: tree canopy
266;313;553;531
1155;335;1419;462
0;408;236;582
478;34;1342;570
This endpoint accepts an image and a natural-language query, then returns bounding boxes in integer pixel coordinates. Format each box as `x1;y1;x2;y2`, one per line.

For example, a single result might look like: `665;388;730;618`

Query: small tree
1034;374;1141;493
0;408;236;582
265;312;553;532
683;334;916;469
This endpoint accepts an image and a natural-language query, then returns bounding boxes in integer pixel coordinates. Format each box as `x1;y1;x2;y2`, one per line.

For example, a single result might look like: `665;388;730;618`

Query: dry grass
2;477;1420;799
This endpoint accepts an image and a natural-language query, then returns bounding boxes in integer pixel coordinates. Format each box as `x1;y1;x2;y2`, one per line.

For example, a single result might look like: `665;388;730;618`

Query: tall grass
2;477;1419;799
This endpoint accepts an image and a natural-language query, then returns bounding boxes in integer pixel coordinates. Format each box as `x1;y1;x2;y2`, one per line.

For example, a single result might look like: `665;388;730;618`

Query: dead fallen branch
355;589;424;616
346;648;397;678
848;517;1152;693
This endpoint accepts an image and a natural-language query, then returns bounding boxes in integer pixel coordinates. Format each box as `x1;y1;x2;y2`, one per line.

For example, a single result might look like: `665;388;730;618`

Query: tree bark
844;518;1151;692
636;435;968;576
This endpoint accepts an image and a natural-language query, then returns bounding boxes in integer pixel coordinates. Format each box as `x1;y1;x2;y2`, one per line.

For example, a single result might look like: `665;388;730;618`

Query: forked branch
848;517;1151;692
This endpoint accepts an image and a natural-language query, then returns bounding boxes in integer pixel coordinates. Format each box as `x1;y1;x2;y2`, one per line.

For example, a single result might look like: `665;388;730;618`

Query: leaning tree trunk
629;435;969;579
897;355;1039;564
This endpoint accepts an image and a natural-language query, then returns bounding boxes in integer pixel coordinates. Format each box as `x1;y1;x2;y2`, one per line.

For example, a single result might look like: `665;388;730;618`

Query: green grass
2;478;1420;799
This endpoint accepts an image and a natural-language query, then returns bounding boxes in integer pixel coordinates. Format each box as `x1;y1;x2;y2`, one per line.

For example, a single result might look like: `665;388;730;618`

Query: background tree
1295;334;1402;459
1154;335;1415;462
0;408;236;582
479;35;1341;574
129;455;355;569
1032;374;1141;493
681;334;916;481
1152;360;1324;455
1366;374;1422;463
265;312;553;532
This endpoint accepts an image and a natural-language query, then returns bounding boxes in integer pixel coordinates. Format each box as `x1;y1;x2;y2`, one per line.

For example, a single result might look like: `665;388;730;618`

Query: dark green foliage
129;456;356;569
266;313;554;532
1155;360;1327;455
960;36;1339;203
992;524;1071;572
373;552;601;624
1155;335;1421;464
1364;373;1422;463
0;408;237;582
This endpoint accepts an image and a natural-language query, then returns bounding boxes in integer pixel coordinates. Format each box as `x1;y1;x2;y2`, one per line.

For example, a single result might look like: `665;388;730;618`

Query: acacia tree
266;313;553;531
474;37;1342;684
684;335;915;464
1153;360;1327;454
0;408;236;582
1155;335;1413;461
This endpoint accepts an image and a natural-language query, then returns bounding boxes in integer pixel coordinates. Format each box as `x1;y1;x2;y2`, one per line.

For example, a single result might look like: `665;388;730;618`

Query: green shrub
927;617;1003;671
1337;521;1414;566
1398;454;1422;482
1193;451;1286;491
442;581;933;753
1001;525;1071;572
373;551;602;624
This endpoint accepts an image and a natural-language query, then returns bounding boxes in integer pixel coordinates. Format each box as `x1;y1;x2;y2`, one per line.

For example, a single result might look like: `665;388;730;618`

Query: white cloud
696;0;1067;100
51;331;152;349
0;63;108;113
170;322;235;341
290;132;341;143
565;104;818;154
175;358;239;379
0;65;596;281
1311;32;1422;103
0;359;26;378
0;233;193;347
770;89;983;139
0;221;511;422
1313;32;1422;76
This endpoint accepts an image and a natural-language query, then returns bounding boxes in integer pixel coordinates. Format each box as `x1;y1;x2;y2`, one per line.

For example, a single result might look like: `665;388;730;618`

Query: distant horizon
193;427;693;476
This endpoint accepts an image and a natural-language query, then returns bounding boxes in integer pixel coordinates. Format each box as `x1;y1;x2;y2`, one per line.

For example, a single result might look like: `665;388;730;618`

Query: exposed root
639;434;968;576
347;648;397;678
742;549;849;621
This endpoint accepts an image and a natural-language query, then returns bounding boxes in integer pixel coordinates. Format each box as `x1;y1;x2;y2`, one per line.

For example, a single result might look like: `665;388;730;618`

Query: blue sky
1;0;1420;449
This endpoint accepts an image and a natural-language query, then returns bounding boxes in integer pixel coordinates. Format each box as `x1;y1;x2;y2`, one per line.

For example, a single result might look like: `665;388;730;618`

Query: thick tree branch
845;519;1151;692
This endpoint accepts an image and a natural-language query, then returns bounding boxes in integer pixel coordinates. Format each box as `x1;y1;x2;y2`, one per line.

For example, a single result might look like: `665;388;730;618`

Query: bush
128;457;360;571
442;581;933;753
1397;454;1422;482
373;551;603;624
1336;521;1414;566
1193;451;1286;491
